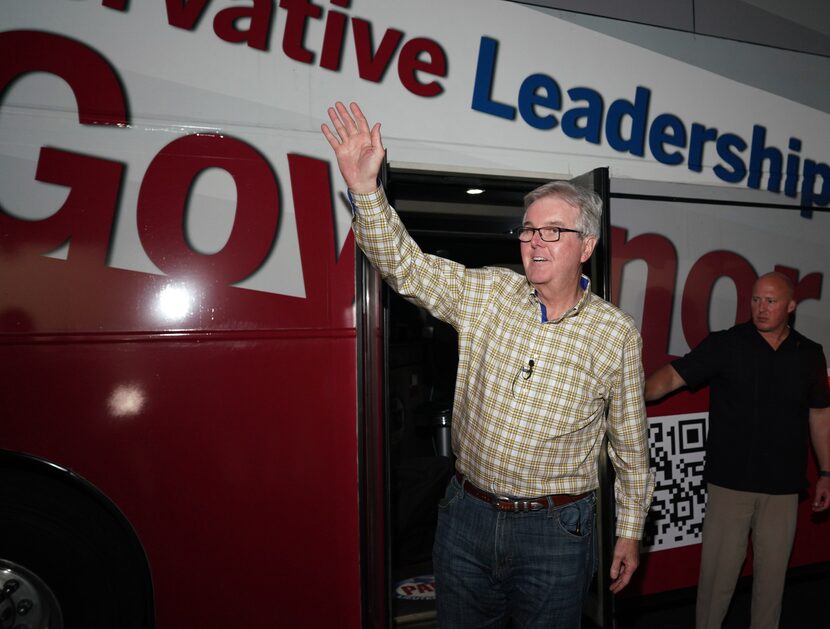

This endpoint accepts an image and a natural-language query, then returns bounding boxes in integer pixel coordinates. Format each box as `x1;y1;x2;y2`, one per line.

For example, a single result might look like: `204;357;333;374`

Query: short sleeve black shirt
672;321;830;494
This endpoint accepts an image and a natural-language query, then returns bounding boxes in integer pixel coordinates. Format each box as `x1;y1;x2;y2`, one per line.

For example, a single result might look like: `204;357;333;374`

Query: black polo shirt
672;321;830;494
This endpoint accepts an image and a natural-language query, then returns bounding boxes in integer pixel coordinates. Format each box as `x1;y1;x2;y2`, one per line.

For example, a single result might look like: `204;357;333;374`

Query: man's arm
321;101;384;194
321;102;476;328
644;363;687;402
607;359;689;594
605;327;654;592
608;360;690;592
810;405;830;512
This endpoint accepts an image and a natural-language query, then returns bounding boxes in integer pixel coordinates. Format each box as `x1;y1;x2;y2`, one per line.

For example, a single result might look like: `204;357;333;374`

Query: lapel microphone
520;359;535;378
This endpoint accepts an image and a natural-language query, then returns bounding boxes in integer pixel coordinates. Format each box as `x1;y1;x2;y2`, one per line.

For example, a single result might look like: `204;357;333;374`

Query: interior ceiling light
466;188;484;195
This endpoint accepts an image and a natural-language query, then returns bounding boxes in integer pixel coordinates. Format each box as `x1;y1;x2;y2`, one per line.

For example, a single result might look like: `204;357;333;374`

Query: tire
0;452;154;629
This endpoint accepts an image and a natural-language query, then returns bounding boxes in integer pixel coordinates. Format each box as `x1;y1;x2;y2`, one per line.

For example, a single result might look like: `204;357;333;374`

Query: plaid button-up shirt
352;186;653;538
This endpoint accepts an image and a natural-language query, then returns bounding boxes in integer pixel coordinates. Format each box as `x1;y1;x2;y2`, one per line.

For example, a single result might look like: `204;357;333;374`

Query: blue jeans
433;475;596;629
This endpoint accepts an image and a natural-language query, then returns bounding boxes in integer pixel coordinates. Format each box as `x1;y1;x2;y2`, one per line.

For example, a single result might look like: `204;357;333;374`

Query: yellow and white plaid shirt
352;187;654;538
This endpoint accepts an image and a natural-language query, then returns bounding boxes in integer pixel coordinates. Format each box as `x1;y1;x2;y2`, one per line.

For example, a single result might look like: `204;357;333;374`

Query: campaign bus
1;1;828;627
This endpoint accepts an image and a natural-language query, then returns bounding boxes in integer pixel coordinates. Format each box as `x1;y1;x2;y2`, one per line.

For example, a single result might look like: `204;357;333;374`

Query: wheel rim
0;559;63;629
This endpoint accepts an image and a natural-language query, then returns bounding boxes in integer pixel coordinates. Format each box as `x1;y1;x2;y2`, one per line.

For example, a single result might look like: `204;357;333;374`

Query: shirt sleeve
605;325;655;539
671;332;722;390
808;344;830;409
350;186;484;327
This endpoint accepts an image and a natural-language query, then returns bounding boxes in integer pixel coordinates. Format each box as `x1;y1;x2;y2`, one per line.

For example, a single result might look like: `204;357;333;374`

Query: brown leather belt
456;473;590;512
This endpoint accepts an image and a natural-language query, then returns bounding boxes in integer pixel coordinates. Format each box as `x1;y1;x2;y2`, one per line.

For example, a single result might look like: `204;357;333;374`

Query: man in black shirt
645;271;830;629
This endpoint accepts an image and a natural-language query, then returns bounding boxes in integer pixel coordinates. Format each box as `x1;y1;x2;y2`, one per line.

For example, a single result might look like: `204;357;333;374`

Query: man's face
520;196;596;289
751;276;795;334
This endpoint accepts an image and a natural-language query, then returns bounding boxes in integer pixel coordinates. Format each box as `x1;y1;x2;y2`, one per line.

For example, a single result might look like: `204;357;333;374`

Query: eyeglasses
511;226;583;242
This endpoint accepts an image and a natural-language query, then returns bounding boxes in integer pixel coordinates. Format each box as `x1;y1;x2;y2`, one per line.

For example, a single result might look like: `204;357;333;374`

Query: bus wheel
0;454;154;629
0;558;63;628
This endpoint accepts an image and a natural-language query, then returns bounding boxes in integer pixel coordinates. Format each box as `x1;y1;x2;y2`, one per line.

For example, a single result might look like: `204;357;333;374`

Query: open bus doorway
365;166;615;628
385;170;534;626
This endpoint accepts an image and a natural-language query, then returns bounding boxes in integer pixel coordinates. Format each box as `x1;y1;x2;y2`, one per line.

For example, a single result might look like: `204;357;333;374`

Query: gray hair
523;181;602;239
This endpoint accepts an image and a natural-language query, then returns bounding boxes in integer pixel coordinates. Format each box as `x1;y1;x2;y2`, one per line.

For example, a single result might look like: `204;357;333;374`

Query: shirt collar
528;275;592;323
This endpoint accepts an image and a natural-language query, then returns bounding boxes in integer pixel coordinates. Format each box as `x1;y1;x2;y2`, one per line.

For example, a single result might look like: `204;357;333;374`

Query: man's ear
581;235;598;263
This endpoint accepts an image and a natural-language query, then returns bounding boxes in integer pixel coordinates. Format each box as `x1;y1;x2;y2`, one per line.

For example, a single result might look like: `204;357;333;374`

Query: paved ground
598;564;829;629
394;564;830;628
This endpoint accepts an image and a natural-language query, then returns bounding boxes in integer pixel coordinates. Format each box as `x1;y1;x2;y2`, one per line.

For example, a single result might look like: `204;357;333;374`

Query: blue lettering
784;137;802;198
465;40;828;211
688;123;718;173
713;133;747;183
562;87;603;144
748;125;783;192
606;86;650;156
801;159;830;216
518;74;561;130
648;113;686;165
471;36;516;120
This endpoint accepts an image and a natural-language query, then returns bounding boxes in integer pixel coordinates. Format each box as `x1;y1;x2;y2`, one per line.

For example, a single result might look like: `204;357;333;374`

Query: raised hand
321;102;384;194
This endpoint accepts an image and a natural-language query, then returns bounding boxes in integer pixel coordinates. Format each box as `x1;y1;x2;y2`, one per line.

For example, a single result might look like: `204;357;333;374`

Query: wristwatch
820;470;830;478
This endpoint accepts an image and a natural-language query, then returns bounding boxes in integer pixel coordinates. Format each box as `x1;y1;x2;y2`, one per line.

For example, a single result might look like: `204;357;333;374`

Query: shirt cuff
348;184;387;216
616;511;647;540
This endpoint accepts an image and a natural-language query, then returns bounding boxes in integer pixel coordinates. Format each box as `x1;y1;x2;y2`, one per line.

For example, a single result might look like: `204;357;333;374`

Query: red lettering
401;585;416;596
774;265;823;305
611;227;678;373
0;148;123;268
166;0;211;31
397;37;447;97
0;31;128;126
320;8;349;71
280;0;323;63
352;18;403;83
416;583;434;593
0;31;127;265
288;154;355;327
681;250;756;348
213;0;274;51
159;1;443;97
613;226;825;375
322;0;353;71
137;135;280;285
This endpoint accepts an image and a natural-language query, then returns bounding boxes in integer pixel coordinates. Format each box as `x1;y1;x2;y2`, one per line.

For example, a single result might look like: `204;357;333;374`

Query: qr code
641;413;708;552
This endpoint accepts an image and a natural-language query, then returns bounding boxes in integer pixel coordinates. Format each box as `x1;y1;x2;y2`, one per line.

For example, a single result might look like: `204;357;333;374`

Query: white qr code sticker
642;412;709;553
